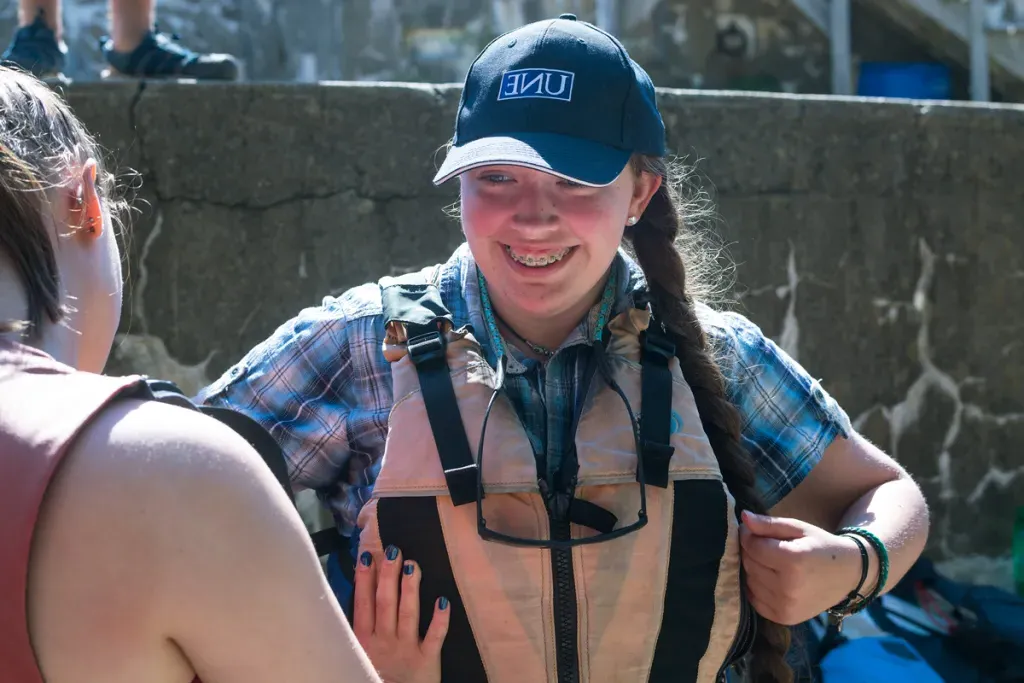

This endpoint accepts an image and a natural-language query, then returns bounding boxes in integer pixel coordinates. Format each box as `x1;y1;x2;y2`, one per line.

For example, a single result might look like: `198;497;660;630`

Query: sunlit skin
458;163;661;353
0;159;121;374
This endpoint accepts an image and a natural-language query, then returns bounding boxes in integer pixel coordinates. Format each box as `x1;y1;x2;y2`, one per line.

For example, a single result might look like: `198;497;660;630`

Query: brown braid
624;155;794;683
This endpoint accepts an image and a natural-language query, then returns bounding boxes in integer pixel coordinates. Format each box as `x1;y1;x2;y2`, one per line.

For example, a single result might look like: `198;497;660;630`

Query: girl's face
459;163;661;324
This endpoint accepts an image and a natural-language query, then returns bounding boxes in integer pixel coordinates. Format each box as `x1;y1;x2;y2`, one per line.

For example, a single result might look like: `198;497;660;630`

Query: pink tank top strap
0;340;144;682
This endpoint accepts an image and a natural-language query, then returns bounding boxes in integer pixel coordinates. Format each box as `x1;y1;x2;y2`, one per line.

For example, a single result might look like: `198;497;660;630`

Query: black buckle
443;463;479;508
641;440;675;488
407;329;445;366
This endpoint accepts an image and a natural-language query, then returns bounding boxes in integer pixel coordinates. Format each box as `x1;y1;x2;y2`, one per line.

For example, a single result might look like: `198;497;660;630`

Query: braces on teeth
506;245;572;267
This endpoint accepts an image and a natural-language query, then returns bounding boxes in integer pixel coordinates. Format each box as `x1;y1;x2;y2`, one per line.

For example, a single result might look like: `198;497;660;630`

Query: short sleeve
698;305;853;509
197;283;385;503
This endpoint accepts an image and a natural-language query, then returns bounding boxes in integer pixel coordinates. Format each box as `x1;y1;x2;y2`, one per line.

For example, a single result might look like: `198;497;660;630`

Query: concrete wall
2;0;979;97
61;81;1024;590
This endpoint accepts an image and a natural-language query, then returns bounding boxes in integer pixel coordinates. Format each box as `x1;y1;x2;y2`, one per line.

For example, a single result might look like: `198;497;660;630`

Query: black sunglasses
475;339;650;549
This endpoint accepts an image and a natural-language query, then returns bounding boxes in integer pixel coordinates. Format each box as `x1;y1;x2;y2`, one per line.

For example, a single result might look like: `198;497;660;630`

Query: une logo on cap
497;68;575;102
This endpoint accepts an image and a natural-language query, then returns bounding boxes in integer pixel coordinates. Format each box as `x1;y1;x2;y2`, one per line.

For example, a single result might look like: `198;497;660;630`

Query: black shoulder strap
129;378;347;560
638;310;676;489
134;378;295;499
378;272;479;507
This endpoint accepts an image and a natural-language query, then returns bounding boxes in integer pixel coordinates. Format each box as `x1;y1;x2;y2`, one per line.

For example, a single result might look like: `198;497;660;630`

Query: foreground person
0;66;445;683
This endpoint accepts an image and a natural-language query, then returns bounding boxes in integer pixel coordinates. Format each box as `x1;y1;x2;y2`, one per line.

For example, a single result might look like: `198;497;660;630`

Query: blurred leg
101;0;239;80
2;0;65;79
109;0;154;52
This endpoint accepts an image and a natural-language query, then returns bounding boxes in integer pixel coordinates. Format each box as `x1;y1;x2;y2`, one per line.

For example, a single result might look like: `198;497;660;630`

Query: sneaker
0;11;68;82
100;28;239;81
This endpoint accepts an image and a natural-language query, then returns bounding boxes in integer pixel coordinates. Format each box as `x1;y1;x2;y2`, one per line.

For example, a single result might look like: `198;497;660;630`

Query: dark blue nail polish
403;562;415;576
360;551;372;567
385;545;399;561
439;596;449;611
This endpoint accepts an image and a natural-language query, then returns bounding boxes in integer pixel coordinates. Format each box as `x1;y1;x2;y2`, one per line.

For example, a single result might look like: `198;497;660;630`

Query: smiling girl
200;14;930;683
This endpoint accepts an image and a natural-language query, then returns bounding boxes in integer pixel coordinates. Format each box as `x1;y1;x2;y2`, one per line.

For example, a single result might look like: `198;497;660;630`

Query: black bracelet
848;533;869;598
826;533;869;631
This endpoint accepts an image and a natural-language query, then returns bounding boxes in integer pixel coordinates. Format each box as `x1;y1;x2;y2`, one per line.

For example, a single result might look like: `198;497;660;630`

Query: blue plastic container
857;62;951;100
819;636;945;682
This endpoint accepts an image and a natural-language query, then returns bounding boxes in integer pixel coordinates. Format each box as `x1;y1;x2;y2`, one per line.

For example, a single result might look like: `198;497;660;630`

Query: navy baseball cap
433;13;666;187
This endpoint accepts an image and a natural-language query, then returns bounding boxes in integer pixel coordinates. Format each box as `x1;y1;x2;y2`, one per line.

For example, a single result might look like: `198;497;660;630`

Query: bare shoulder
71;397;275;489
28;397;297;683
35;396;299;599
55;396;309;584
56;398;380;683
31;396;381;683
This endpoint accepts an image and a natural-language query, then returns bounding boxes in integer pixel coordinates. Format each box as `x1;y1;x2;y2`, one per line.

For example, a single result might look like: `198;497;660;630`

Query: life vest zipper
717;593;755;682
548;489;579;683
544;344;598;683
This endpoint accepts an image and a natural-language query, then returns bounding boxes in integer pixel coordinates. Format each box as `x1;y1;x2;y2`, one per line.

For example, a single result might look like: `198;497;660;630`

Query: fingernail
385;545;399;561
403;562;415;576
439;596;449;611
360;551;372;567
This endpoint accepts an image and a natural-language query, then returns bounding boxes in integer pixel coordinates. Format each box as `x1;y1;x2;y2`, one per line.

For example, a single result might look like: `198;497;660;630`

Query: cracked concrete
59;81;1024;590
777;243;801;361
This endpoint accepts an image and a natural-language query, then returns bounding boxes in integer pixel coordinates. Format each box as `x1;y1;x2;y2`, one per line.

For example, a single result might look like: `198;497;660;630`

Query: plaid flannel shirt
198;243;851;536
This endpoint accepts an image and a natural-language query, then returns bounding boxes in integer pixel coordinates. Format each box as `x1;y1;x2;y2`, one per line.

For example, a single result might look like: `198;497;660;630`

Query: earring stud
627;216;638;225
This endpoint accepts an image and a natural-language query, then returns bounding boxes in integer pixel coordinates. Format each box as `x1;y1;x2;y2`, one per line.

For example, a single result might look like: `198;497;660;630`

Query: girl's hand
740;511;872;626
353;545;450;683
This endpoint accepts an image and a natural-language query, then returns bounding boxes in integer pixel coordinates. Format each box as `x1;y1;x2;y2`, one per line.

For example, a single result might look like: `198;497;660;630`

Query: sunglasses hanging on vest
348;271;755;683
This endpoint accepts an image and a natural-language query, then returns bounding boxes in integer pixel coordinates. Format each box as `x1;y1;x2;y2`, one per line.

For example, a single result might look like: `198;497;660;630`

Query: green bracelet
839;526;889;611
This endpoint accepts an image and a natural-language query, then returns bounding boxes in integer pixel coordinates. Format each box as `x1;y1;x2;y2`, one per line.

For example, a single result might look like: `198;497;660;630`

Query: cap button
559;13;577;20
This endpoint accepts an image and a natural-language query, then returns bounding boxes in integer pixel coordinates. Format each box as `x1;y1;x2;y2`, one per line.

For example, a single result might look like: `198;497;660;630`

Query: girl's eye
559;179;586;189
480;173;513;184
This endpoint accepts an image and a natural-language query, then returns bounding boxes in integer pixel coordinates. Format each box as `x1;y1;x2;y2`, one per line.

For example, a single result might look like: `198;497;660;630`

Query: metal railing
968;0;1024;100
829;0;1024;101
582;0;1024;102
830;0;853;95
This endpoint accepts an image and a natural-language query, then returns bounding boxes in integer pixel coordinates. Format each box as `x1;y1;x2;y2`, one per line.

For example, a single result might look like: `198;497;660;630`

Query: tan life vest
356;273;754;683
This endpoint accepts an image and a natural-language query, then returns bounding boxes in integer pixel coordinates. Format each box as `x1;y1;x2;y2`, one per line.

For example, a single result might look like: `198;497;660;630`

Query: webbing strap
406;323;479;507
639;326;676;488
649;479;729;682
311;528;346;558
569;497;618;534
132;379;295;499
378;497;487;682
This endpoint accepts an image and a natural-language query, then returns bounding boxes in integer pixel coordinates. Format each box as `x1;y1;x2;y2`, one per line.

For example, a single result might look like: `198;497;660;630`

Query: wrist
828;528;890;630
835;534;870;598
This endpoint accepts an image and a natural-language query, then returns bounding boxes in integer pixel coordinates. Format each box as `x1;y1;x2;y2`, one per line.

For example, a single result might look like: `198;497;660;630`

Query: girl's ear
629;169;662;220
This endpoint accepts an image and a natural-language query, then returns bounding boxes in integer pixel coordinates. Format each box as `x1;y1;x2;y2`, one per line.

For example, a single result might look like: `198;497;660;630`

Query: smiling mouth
504;245;575;268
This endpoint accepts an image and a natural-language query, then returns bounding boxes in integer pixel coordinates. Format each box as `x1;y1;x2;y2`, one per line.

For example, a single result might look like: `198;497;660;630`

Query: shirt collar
440;243;649;374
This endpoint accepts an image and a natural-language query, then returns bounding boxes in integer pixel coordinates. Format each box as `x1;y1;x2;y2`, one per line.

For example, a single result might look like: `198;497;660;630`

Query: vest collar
442;243;651;375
